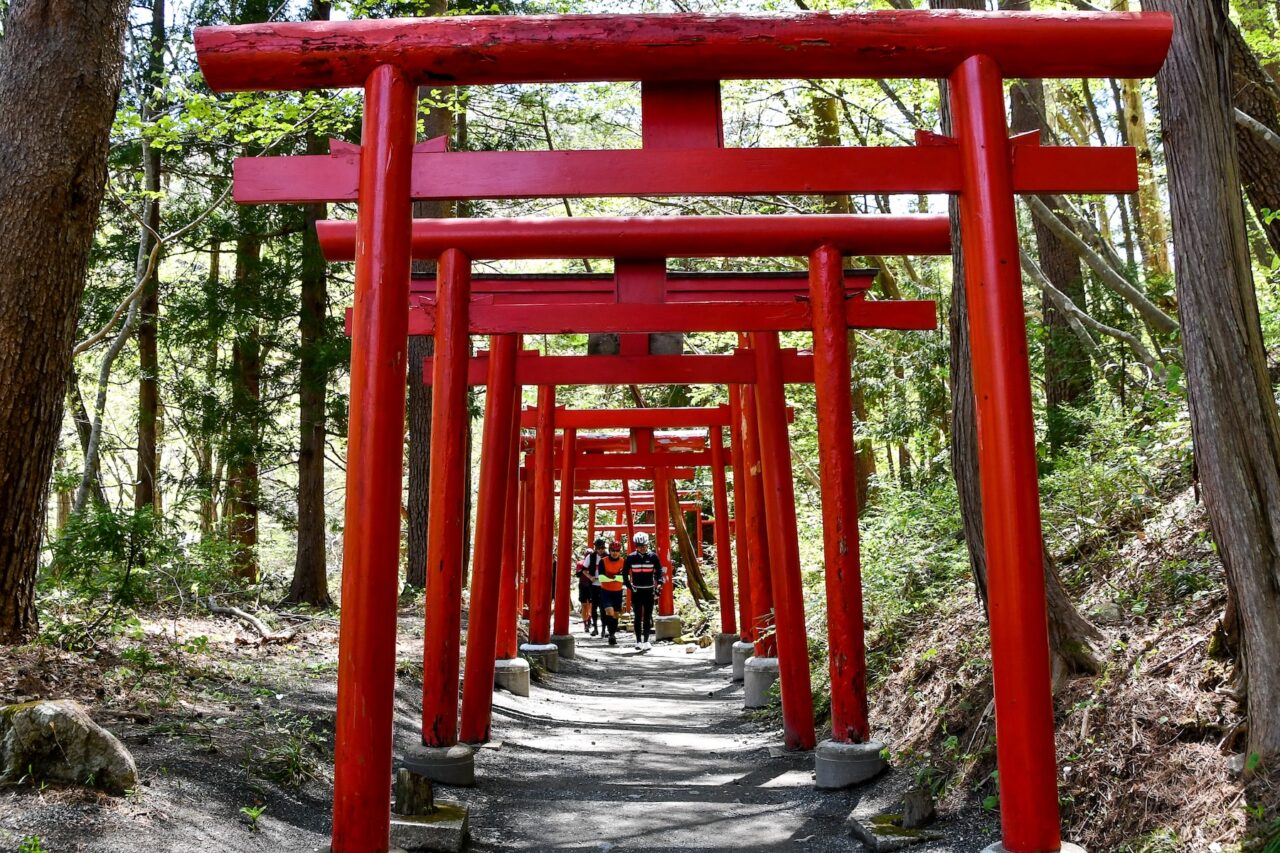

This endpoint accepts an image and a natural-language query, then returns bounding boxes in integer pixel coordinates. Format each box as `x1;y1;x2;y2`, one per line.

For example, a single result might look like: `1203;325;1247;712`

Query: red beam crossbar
573;451;713;469
235;138;1140;204
411;271;873;304
519;407;732;429
195;12;1172;91
318;214;949;261
427;351;819;386
410;297;936;337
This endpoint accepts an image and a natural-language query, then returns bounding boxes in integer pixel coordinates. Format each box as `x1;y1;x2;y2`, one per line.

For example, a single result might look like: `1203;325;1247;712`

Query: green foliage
19;837;46;853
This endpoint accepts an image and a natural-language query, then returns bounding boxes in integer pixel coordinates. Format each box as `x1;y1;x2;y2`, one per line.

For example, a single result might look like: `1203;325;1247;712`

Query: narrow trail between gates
451;626;986;852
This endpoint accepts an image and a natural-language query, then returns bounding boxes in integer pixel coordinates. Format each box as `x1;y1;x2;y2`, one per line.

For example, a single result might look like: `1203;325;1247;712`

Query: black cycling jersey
623;550;664;591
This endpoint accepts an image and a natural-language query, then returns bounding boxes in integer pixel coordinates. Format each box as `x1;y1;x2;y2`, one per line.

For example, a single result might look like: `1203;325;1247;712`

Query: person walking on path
578;539;606;635
597;541;627;646
623;531;664;651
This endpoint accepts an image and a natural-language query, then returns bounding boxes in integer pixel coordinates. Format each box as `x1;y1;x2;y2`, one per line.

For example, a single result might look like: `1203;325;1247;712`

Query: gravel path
456;626;996;852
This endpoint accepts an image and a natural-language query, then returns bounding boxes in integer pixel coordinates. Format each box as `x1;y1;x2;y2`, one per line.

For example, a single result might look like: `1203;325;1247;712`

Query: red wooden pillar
950;54;1061;853
709;425;736;636
528;386;557;645
739;383;775;656
587;504;597;543
751;331;816;751
554;427;578;637
622;477;636;546
653;466;674;615
421;247;472;749
458;334;519;744
495;388;523;661
331;64;414;853
519;472;532;618
808;245;872;744
728;394;753;643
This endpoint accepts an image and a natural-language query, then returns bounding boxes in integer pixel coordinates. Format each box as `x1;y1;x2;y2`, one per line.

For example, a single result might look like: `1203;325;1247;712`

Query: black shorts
598;589;624;611
578;579;595;603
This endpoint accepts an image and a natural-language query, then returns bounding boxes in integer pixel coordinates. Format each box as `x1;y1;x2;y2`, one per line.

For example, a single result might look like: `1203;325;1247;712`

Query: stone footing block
550;633;576;660
389;800;470;852
519;642;559;673
493;657;530;697
731;641;754;682
654;615;683;641
814;739;887;789
401;744;475;787
713;632;736;665
743;656;779;708
983;846;1086;853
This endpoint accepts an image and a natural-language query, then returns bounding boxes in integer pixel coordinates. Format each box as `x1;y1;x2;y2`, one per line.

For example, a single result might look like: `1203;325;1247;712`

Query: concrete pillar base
315;848;406;852
731;640;754;681
493;657;530;697
390;799;470;852
983;846;1087;853
654;614;683;641
713;632;736;665
519;642;559;673
550;633;576;660
743;656;779;708
400;744;476;787
814;739;887;789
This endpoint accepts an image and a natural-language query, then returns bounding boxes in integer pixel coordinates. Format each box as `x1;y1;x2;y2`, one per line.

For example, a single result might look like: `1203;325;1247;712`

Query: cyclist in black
577;539;606;635
623;531;664;651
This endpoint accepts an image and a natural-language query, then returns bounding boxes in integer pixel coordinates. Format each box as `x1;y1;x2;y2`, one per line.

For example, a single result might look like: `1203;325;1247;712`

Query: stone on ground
0;699;137;794
389;799;470;853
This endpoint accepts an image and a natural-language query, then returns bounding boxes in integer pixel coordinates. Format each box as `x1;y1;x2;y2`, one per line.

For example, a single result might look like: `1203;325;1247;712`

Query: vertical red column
709;426;736;636
458;334;519;744
622;476;636;547
554;427;578;639
653;467;674;615
950;54;1061;853
728;396;753;644
527;386;557;645
588;504;597;543
495;390;523;661
421;247;472;749
751;332;816;751
808;246;871;744
331;64;414;853
520;468;533;617
739;382;775;657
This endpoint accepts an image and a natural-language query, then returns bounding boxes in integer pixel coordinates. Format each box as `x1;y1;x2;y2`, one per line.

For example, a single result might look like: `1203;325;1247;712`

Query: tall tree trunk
405;42;454;590
936;0;1101;680
1146;0;1280;765
134;0;165;513
0;0;129;643
227;230;262;582
197;244;220;538
288;23;334;608
812;95;876;510
1227;21;1280;261
1008;57;1095;454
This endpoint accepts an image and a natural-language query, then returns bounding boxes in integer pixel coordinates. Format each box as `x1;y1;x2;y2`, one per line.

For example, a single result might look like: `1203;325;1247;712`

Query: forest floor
0;605;995;853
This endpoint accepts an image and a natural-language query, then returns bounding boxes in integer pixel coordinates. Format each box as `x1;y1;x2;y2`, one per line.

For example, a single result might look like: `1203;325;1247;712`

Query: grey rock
1090;600;1125;624
389;799;469;852
0;699;137;794
901;787;935;829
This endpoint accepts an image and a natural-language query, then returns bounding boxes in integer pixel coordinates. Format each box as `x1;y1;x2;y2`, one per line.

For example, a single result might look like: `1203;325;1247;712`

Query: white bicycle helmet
632;531;650;547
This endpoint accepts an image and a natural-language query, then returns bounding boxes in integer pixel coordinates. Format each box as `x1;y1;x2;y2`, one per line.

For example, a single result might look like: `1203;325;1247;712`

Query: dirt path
457;626;990;852
0;615;995;852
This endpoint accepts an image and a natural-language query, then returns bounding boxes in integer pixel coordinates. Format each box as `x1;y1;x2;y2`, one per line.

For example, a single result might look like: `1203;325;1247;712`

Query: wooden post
751;331;816;751
528;386;556;645
459;333;518;743
728;394;753;643
709;425;736;636
951;54;1061;853
554;427;578;637
330;63;415;853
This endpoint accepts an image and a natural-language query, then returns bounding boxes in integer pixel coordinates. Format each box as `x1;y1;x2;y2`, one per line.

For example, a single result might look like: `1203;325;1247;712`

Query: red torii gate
194;11;1173;853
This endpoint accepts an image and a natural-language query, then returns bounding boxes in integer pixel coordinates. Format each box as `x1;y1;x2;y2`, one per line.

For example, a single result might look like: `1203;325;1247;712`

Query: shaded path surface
455;628;991;852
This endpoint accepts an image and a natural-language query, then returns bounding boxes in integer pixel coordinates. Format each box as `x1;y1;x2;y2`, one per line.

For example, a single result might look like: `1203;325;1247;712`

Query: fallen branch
204;596;297;644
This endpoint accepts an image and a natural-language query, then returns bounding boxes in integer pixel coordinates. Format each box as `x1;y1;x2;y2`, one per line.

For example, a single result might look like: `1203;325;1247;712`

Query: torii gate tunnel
194;11;1172;853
